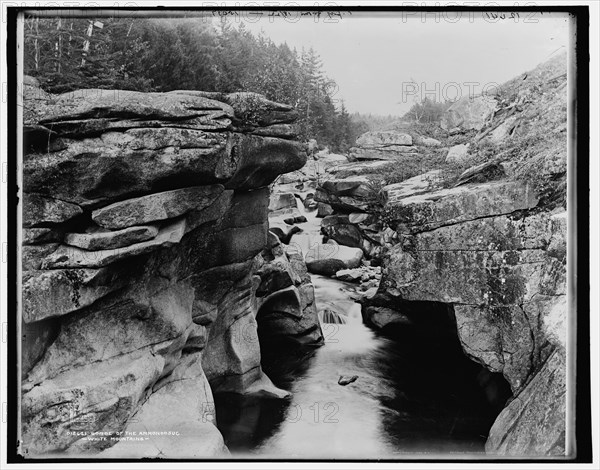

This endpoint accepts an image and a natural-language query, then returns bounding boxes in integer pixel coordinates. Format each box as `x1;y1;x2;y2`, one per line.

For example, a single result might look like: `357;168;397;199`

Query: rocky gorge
20;78;324;457
20;51;570;460
265;52;569;457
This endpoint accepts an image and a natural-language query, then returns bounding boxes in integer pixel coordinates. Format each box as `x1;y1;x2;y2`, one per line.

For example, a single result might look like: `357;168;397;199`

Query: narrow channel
214;193;509;458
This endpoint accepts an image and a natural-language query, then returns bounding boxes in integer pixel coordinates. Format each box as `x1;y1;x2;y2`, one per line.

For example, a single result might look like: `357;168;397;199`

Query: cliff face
377;183;566;455
20;79;322;457
364;53;568;456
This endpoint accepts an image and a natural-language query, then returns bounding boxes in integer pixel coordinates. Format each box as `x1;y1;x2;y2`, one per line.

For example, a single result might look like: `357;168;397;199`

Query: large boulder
255;238;324;349
305;242;363;275
315;174;377;214
316;202;334;218
321;214;364;249
348;131;416;161
441;95;497;132
269;192;298;212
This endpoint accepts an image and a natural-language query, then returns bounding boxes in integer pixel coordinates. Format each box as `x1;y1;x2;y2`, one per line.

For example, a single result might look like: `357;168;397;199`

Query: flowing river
214;191;507;459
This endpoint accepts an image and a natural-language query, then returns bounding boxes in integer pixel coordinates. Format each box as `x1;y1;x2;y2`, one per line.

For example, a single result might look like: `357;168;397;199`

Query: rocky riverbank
20;78;324;457
20;50;569;459
272;52;568;457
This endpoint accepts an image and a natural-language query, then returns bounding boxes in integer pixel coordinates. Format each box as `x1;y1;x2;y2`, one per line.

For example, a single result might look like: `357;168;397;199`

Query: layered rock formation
365;53;569;457
348;130;417;161
20;79;322;457
373;181;567;456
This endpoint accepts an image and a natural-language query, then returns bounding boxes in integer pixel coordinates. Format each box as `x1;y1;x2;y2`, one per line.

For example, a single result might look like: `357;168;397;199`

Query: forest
23;16;383;152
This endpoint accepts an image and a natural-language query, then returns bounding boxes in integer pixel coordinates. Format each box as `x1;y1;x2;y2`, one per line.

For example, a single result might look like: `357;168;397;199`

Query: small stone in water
338;375;359;386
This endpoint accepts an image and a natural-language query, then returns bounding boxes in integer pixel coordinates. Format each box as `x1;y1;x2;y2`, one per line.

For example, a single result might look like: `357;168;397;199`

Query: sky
239;11;572;116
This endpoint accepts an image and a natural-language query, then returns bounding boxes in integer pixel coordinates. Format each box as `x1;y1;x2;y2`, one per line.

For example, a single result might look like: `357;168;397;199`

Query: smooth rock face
224;135;305;190
488;116;519;144
202;275;288;398
455;305;535;392
22;318;60;376
22;349;166;455
92;186;223;229
20;81;311;457
97;357;227;459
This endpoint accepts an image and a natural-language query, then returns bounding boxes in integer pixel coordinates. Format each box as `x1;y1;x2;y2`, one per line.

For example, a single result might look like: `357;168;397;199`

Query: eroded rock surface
366;55;568;457
20;80;319;458
372;177;566;457
375;172;567;453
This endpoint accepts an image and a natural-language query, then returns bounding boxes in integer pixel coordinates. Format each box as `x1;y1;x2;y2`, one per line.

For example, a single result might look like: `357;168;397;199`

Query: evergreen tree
24;16;362;152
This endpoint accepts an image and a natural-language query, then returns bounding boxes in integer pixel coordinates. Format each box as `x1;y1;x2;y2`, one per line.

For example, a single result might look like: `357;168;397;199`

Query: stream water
214;191;508;459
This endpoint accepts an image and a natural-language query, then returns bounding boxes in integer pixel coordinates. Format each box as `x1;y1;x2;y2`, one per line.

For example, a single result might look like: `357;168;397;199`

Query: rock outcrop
21;80;321;457
372;180;567;456
348;130;417;161
440;95;497;132
365;53;569;457
256;233;324;351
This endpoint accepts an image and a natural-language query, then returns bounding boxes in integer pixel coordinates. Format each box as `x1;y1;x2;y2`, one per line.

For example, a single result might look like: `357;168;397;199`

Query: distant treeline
24;16;373;152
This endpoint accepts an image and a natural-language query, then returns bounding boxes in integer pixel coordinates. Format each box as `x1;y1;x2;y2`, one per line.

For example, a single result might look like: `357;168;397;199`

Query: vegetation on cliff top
350;52;568;210
24;16;366;153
